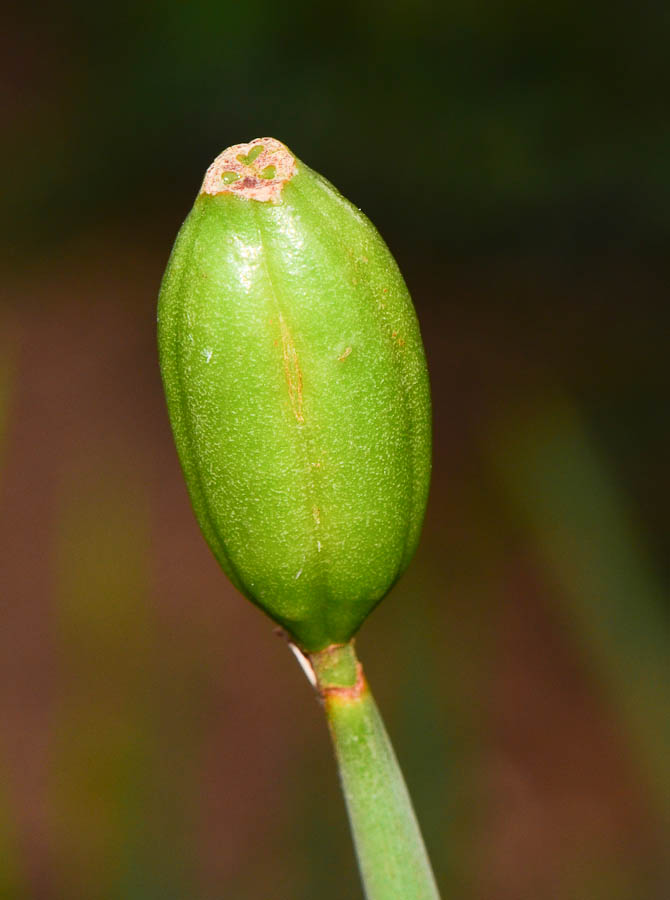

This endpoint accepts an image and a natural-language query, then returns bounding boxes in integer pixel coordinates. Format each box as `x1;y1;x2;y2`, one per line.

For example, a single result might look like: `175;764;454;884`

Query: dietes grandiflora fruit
158;138;431;651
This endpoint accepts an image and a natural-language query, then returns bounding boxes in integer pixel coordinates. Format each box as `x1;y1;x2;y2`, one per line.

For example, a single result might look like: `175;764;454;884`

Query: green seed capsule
158;137;431;652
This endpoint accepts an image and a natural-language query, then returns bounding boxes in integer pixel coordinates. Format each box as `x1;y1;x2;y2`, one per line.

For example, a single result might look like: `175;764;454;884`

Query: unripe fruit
158;137;431;651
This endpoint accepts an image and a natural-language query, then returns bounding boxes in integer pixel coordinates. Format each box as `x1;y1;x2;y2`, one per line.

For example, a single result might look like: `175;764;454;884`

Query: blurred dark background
1;2;669;898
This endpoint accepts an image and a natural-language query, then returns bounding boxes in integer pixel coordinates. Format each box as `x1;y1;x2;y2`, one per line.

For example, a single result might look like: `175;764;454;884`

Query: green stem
308;642;441;900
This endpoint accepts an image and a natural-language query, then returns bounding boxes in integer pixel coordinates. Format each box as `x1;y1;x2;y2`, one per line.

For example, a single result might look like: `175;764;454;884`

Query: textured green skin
158;154;431;651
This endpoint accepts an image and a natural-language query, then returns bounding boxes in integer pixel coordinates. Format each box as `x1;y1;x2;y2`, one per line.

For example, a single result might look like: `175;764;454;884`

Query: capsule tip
200;137;297;202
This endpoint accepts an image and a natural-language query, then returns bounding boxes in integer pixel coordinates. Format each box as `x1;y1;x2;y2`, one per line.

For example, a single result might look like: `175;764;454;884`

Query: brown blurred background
1;2;669;898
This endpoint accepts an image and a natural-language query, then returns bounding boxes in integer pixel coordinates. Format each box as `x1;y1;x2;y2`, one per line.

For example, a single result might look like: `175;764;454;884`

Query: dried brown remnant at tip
201;137;297;202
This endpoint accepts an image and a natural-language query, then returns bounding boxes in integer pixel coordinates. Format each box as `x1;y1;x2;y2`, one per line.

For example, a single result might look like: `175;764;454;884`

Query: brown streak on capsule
279;313;304;423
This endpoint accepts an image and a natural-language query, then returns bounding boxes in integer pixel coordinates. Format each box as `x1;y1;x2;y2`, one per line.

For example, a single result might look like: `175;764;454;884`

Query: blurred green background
1;1;669;898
